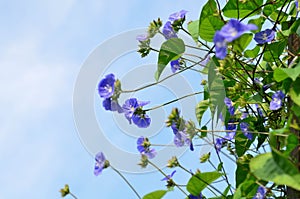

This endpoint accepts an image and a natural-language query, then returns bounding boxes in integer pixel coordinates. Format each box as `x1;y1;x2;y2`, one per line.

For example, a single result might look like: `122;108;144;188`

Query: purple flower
132;113;151;128
252;186;267;199
94;152;107;176
170;59;180;73
214;31;227;59
215;138;224;152
102;98;123;113
174;130;191;147
161;170;176;181
240;122;253;140
98;74;116;98
136;34;148;42
224;97;235;116
254;29;275;44
137;137;156;159
162;21;177;40
296;0;299;9
122;98;150;124
168;10;188;22
189;193;202;199
218;19;257;42
270;90;285;110
255;104;264;117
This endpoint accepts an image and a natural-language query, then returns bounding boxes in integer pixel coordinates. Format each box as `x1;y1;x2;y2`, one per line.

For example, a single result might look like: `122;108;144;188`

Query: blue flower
214;19;257;59
161;170;176;181
132;113;151;128
254;29;275;44
224;97;235;116
170;59;180;73
168;10;188;22
94;152;107;176
174;130;191;147
240;122;253;140
122;98;150;124
218;19;257;42
252;186;267;199
102;98;123;113
98;74;115;98
270;90;285;110
214;31;227;59
189;193;202;199
162;21;177;40
137;137;156;159
255;104;264;117
215;138;224;152
225;119;236;140
136;34;149;42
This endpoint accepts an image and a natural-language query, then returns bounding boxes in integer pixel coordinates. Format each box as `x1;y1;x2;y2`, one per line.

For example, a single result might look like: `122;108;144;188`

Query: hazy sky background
0;1;238;198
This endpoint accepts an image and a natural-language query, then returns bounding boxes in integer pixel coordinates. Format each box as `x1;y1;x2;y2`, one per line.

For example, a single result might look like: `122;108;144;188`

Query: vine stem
111;166;142;199
144;91;204;112
69;192;78;199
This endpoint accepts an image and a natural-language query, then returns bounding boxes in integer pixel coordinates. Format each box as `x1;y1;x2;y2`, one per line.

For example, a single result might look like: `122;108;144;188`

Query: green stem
111;166;142;199
148;161;189;197
144;91;204;112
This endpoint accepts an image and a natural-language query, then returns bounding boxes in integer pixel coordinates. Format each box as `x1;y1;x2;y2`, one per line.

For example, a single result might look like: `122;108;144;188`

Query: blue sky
0;1;238;198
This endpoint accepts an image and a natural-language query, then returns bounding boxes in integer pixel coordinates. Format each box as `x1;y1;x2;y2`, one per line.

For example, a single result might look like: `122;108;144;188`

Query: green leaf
188;20;199;42
233;33;253;53
248;17;265;33
244;46;260;58
222;0;263;18
142;190;167;199
155;38;185;81
250;151;300;191
187;171;223;196
235;130;254;157
263;40;287;62
208;59;226;119
233;175;258;199
236;154;253;187
199;0;224;42
274;63;300;82
195;99;210;125
285;134;299;156
290;77;300;106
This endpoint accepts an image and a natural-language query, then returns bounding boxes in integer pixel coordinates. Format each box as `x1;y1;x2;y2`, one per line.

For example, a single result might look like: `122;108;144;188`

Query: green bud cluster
167;156;179;168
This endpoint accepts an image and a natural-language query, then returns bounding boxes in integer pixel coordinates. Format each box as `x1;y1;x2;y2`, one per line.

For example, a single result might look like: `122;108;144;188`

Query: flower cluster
166;108;194;151
98;74;151;128
214;19;257;59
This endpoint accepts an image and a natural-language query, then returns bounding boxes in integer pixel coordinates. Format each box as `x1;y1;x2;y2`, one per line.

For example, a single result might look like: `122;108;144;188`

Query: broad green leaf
235;130;254;157
195;99;210;125
290;77;300;106
199;0;224;42
187;171;223;196
233;33;253;53
155;38;185;81
263;0;285;16
263;40;287;62
250;151;300;191
233;175;258;199
248;17;265;33
236;154;253;187
222;0;263;18
143;190;167;199
208;59;226;119
188;20;199;42
274;63;300;82
285;134;299;156
244;46;260;58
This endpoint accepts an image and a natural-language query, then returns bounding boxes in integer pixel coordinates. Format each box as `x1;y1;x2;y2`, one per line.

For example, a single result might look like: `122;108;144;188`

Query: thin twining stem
144;90;204;112
69;192;78;199
111;166;142;199
121;54;209;93
148;161;189;197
